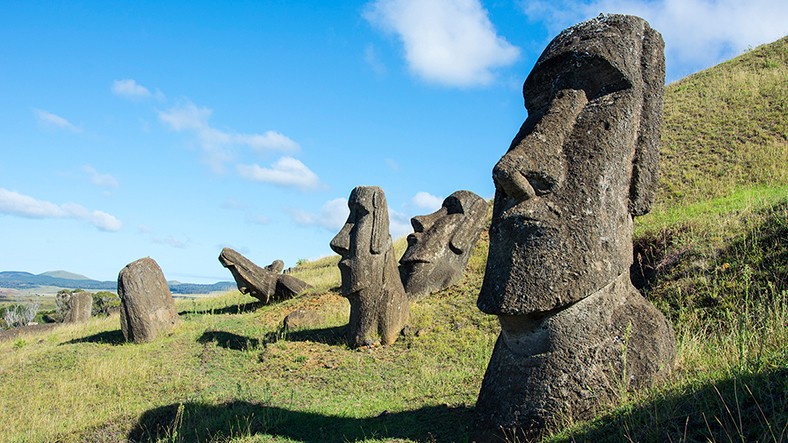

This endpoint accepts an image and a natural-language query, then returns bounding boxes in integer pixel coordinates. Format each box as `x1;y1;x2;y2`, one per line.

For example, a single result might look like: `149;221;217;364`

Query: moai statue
473;15;676;440
117;257;180;343
218;248;309;303
399;190;488;298
59;291;93;323
330;186;410;347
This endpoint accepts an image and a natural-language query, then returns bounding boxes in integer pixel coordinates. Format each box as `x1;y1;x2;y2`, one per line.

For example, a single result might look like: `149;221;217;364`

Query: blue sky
1;0;785;284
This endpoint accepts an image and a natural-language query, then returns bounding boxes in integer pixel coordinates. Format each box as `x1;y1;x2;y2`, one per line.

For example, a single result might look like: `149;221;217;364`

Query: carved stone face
330;186;388;296
400;190;487;296
477;15;664;315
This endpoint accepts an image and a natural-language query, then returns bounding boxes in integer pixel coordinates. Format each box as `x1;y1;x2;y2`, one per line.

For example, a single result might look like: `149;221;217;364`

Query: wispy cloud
111;79;164;100
82;165;119;188
137;224;189;248
364;44;387;76
236;156;321;190
364;0;520;87
33;109;81;133
411;191;443;211
290;197;349;231
158;101;300;172
521;0;788;81
0;188;122;231
389;208;413;240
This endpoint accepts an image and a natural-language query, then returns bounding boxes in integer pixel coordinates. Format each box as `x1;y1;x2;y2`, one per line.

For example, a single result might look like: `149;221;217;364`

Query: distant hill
39;270;92;280
0;271;235;295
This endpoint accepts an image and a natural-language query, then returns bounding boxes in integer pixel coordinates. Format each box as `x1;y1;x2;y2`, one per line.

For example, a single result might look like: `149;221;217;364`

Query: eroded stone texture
400;190;488;298
62;291;93;323
117;257;180;343
218;248;309;303
265;260;285;274
473;14;675;440
330;186;409;347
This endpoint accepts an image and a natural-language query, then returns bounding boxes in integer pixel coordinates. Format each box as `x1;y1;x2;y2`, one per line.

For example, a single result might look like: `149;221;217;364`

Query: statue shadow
281;325;347;346
127;401;471;443
198;330;260;351
62;328;126;346
179;300;265;316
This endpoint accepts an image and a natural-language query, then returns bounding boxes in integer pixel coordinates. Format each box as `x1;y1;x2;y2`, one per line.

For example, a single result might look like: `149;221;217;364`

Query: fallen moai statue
330;186;409;347
218;248;309;303
399;190;487;298
117;257;180;343
473;14;676;441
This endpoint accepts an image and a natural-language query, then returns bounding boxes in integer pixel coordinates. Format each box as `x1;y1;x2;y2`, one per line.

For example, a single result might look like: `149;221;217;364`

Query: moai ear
370;188;389;255
629;24;665;216
449;194;488;254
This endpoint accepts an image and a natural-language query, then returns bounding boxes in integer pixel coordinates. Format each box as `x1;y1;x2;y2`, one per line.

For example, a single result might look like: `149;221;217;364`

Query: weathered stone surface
399;190;488;298
265;259;285;274
218;248;309;303
330;186;409;347
473;14;675;440
117;257;180;343
62;291;92;323
283;309;325;330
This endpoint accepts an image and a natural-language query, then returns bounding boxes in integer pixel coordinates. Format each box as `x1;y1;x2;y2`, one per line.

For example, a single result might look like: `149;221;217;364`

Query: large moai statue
473;15;676;440
219;248;309;303
399;190;488;298
117;257;180;343
330;186;409;347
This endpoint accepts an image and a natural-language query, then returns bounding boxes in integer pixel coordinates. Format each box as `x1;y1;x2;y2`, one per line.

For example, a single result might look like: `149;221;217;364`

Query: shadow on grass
282;325;347;346
63;328;126;346
127;402;471;443
198;330;260;351
179;300;266;316
559;366;787;442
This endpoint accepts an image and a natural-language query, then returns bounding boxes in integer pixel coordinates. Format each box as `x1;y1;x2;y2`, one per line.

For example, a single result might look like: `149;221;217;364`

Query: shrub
2;303;40;329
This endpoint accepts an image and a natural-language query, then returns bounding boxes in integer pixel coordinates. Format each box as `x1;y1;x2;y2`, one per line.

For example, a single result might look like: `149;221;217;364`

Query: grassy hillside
0;39;786;442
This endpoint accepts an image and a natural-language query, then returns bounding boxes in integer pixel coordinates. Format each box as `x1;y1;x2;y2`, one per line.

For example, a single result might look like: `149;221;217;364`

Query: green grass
0;37;786;443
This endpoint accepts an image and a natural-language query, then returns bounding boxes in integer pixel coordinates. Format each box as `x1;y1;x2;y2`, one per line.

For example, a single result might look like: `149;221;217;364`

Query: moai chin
473;14;676;441
399;190;488;298
330;186;409;348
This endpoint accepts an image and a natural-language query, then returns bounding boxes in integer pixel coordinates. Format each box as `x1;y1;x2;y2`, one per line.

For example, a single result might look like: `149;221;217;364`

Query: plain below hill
0;270;235;295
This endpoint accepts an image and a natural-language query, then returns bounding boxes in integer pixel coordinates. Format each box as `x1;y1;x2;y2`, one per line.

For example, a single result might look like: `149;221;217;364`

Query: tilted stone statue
117;257;180;343
218;248;309;304
473;15;676;440
330;186;409;347
399;190;488;298
60;291;93;323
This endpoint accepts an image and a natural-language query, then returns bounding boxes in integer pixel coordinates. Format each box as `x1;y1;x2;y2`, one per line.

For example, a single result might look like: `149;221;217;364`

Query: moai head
330;186;409;347
330;186;391;297
478;14;665;315
400;190;488;297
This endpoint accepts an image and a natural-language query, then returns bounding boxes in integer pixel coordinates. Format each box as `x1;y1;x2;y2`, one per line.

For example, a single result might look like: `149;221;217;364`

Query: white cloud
364;44;387;76
111;79;163;100
33;109;81;133
291;197;349;231
364;0;520;87
159;101;300;172
411;191;443;211
388;208;413;240
521;0;788;81
0;188;122;231
151;234;189;249
83;165;119;188
236;157;321;190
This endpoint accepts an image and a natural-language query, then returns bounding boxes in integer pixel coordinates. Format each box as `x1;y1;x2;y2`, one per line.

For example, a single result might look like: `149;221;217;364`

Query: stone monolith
399;190;488;298
219;248;309;304
473;14;676;441
60;291;93;323
117;257;180;343
330;186;409;347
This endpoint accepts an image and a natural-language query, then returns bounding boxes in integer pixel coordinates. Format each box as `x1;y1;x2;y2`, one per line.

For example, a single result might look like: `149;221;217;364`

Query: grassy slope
0;39;786;442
